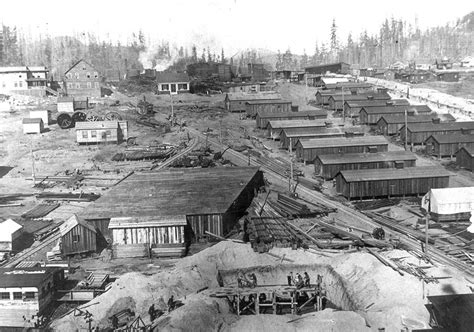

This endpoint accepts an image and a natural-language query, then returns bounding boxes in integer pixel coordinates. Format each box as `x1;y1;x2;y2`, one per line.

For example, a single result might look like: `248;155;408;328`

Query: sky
1;0;473;55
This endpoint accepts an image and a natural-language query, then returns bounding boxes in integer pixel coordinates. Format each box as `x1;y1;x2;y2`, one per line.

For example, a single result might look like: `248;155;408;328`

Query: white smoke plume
138;42;180;71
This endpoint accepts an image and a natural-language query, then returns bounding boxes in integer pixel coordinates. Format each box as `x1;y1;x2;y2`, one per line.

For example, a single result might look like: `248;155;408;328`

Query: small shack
343;99;410;119
422;187;474;222
314;151;417;180
57;96;74;113
59;215;97;256
280;126;364;150
359;105;432;125
75;121;128;144
400;122;474;145
266;120;329;140
456;146;474;171
295;136;389;163
0;219;23;253
29;109;50;126
22;118;44;134
376;113;455;136
335;167;450;200
256;109;327;128
224;92;281;112
245;100;292;117
425;134;474;158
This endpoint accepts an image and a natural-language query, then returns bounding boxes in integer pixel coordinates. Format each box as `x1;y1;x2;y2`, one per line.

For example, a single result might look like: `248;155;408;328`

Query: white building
422;187;474;222
0;219;23;252
22;118;44;134
0;66;48;96
156;72;190;95
29;109;50;126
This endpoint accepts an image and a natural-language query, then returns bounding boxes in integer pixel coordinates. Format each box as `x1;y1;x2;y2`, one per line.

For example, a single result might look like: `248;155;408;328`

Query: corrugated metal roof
316;151;416;164
426;134;474;144
345;99;410;108
22;118;43;124
226;92;281;101
156;72;190;83
0;267;59;288
109;215;188;228
362;105;432;114
82;167;261;220
378;114;439;124
75;121;118;130
298;136;388;149
246;99;291;105
257;110;326;119
339;166;451;182
268;120;329;129
403;121;474;133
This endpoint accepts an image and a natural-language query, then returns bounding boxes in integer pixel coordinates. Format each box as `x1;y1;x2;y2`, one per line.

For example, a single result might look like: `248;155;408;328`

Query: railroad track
189;128;474;277
150;137;198;170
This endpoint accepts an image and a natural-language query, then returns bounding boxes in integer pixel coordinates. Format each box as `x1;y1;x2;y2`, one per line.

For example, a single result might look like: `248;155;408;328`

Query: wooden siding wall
246;103;292;117
187;214;223;240
425;139;474;157
76;128;118;144
112;226;185;245
315;159;416;180
335;175;450;200
402;129;474;145
456;149;474;171
62;224;97;255
296;144;389;163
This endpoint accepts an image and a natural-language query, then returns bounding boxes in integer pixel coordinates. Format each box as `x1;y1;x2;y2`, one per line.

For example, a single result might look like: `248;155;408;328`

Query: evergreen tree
221;48;225;63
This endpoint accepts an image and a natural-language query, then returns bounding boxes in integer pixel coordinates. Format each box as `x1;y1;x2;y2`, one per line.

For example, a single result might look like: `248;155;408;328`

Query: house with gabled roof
156;72;190;95
64;59;101;97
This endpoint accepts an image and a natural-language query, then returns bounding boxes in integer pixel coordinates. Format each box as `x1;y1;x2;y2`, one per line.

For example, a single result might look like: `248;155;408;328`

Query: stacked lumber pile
353;199;400;211
112;244;148;259
247;216;304;252
81;271;109;289
257;155;302;178
112;146;176;161
36;192;100;202
135;116;170;132
267;193;334;218
21;203;60;219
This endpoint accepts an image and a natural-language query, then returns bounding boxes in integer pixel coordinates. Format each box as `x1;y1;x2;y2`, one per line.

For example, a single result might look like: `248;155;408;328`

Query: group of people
147;295;177;322
287;271;311;289
237;272;258;288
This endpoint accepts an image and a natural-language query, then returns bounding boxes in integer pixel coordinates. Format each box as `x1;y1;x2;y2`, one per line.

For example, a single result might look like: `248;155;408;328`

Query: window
87;82;92;89
68;83;73;89
94;82;99;88
91;130;97;138
72;234;80;242
25;292;36;300
86;72;91;78
105;130;111;137
178;83;188;90
94;72;98;78
0;292;10;300
13;292;22;300
14;82;18;88
75;73;80;79
19;81;23;88
76;83;81;89
161;84;169;91
82;131;88;139
2;82;5;88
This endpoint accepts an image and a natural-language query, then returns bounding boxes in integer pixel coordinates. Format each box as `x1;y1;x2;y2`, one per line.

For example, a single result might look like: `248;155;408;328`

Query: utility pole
404;110;408;151
30;136;36;185
170;92;174;125
289;137;293;192
342;86;345;123
305;73;308;104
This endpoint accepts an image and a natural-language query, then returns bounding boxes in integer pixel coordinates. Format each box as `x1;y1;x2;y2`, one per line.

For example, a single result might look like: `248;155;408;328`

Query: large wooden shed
315;90;351;106
359;105;432;125
400;122;474;145
455;146;474;171
280;126;364;150
224;93;281;112
245;100;292;117
295;136;389;163
266;120;329;140
256;109;327;128
335;167;451;200
59;215;97;256
425;134;474;157
343;99;410;119
314;151;417;180
328;92;391;111
376;113;455;135
82;167;264;258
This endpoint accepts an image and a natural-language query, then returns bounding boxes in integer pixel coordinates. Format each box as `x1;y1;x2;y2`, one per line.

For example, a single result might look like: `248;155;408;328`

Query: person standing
304;272;310;287
288;272;294;286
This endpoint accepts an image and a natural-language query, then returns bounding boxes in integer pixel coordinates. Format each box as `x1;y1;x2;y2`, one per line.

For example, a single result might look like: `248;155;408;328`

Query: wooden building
29;109;50;126
156;72;190;95
314;151;417;180
75;121;128;144
305;62;351;75
217;64;232;81
295;136;389;163
0;219;23;253
400;122;474;145
315;90;352;106
0;267;64;327
328;92;391;111
64;59;101;98
343;99;410;118
59;215;97;256
376;113;455;135
22;118;44;134
255;109;326;128
81;167;264;258
266;120;329;140
325;81;373;91
245;100;292;117
335;167;451;200
359;105;433;125
224;92;281;112
425;134;474;158
280;126;364;150
436;71;460;82
455;146;474;171
226;83;260;93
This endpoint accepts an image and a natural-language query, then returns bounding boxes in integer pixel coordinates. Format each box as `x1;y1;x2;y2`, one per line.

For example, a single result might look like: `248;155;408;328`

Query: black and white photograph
0;0;473;331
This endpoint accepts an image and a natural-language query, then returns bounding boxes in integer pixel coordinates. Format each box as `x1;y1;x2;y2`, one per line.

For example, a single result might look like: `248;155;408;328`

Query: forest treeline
0;11;472;78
